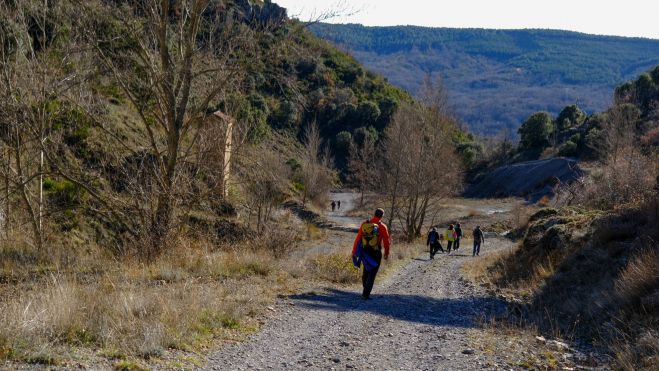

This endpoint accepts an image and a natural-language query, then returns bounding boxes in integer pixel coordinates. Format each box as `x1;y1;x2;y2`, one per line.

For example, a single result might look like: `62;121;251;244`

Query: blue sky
274;0;659;39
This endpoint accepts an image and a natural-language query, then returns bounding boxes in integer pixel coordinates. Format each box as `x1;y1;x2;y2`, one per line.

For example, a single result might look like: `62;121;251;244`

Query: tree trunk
4;149;10;239
360;186;364;207
14;141;42;249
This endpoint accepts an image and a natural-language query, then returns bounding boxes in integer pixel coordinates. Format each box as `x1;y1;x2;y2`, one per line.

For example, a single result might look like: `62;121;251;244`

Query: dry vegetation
0;217;386;368
0;237;266;365
0;1;347;367
465;172;658;369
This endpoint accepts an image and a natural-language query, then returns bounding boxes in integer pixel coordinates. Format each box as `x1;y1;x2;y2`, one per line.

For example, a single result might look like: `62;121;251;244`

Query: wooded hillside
311;23;659;134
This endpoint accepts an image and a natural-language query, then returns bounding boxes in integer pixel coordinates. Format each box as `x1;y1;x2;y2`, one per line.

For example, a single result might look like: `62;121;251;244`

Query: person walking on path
445;224;457;254
454;223;463;250
352;208;391;300
331;201;336;212
472;225;485;257
337;200;341;210
426;227;443;259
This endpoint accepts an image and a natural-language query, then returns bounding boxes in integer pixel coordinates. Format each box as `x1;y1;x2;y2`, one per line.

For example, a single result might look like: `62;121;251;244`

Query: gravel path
204;195;517;370
204;246;509;370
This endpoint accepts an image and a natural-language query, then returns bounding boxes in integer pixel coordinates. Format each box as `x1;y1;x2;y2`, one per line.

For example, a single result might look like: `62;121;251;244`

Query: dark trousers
473;241;481;256
446;240;454;253
362;248;382;298
454;238;461;250
429;242;443;257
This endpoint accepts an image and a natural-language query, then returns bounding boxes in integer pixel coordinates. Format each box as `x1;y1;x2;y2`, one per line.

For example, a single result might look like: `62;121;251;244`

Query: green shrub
558;140;578;157
43;179;86;209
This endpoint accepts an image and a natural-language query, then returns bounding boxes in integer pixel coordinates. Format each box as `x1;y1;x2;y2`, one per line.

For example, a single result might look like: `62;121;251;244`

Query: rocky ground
203;195;606;370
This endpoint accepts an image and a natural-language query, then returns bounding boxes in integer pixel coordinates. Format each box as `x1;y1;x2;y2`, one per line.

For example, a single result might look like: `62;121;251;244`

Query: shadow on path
289;288;507;328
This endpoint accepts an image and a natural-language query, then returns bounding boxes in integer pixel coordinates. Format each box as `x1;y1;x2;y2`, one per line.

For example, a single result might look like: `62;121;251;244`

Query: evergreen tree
518;112;554;151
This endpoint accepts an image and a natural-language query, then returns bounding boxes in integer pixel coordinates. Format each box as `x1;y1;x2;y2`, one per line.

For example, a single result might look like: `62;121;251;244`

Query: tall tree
380;77;462;240
348;133;377;206
299;121;334;206
79;0;250;254
0;1;76;249
518;112;554;152
556;104;586;132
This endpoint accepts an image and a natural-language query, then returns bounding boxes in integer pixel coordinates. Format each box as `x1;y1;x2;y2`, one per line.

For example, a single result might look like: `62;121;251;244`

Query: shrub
43;179;86;207
309;253;360;284
615;248;659;309
558;140;578;157
557;148;656;210
518;111;554;152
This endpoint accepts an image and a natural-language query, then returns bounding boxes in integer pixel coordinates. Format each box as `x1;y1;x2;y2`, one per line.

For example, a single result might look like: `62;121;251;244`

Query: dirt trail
203;195;556;370
325;192;361;229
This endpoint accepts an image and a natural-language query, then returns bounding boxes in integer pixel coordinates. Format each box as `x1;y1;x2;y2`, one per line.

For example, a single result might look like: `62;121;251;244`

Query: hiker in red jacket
352;208;391;300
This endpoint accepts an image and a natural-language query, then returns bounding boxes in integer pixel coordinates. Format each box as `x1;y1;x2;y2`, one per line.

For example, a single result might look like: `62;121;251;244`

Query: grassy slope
465;205;659;369
310;24;659;134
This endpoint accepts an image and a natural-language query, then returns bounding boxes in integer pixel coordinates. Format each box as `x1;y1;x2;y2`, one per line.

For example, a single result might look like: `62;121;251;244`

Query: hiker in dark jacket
331;201;336;212
426;227;443;259
472;225;485;257
454;223;463;250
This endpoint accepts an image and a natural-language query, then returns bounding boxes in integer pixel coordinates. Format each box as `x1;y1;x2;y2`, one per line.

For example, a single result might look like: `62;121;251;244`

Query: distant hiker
454;223;463;250
445;224;457;254
331;201;336;212
427;227;443;259
352;208;391;300
337;200;341;210
472;226;485;257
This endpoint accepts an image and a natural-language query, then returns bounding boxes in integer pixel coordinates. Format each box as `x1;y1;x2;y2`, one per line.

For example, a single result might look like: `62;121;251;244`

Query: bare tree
379;78;462;241
239;143;290;232
601;104;640;166
70;0;257;254
298;122;334;206
348;133;377;206
0;1;78;249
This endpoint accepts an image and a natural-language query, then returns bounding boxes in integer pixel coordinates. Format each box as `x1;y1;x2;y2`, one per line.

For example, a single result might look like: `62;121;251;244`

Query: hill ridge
321;23;659;42
310;23;659;134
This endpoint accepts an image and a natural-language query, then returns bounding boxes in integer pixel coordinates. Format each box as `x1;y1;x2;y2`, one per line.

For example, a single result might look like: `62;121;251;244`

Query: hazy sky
273;0;659;39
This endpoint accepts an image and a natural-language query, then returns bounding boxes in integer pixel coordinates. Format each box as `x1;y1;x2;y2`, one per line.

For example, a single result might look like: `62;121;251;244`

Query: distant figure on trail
454;223;463;250
331;201;336;212
473;225;485;257
337;200;341;210
427;227;443;259
445;224;457;254
352;208;391;300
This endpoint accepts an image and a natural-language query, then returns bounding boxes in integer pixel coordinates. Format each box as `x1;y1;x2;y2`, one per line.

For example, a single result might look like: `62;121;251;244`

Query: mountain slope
310;24;659;134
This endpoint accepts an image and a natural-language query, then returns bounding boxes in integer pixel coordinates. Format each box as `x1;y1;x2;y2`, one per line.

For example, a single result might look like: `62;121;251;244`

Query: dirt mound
465;158;583;201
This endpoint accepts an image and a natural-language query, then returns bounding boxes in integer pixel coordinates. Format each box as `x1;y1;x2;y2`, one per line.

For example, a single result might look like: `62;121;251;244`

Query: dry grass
0;228;301;367
392;242;425;261
304;242;423;285
612;330;659;371
615;247;659;309
464;204;659;370
0;210;423;368
305;223;326;241
462;247;512;287
467;208;483;217
309;253;361;284
611;247;659;370
509;203;535;231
